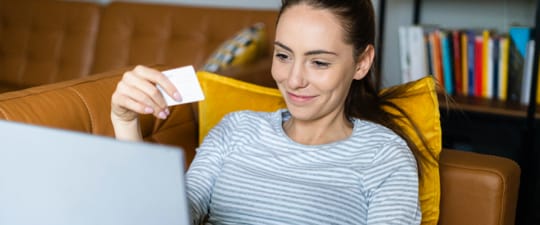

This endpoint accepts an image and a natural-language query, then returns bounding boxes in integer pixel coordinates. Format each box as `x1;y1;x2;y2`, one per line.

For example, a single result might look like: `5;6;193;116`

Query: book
430;30;444;90
398;26;411;83
498;36;510;101
461;32;469;96
491;36;500;100
520;40;535;105
466;30;477;97
507;26;531;103
474;35;483;97
452;30;463;95
408;26;430;82
440;31;454;94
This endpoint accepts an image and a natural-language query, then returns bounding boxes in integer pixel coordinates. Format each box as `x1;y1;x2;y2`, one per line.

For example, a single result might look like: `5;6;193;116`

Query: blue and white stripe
186;109;421;225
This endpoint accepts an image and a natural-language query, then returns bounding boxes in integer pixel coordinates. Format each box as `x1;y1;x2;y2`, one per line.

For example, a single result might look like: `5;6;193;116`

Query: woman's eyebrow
274;41;337;56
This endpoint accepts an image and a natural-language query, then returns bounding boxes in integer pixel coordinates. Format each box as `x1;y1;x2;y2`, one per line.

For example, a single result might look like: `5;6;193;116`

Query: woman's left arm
365;143;422;225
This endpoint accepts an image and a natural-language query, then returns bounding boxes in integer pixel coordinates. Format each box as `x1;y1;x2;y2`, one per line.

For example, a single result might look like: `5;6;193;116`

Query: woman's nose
287;62;308;89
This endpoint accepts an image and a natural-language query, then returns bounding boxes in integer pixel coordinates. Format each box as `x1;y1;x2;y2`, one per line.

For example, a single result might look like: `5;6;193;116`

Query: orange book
430;31;444;90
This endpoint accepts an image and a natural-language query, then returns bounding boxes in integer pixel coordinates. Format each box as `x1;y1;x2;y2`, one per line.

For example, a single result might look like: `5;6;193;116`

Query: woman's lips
287;92;317;104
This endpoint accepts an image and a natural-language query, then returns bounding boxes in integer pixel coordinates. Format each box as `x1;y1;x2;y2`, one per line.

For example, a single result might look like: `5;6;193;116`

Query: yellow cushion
196;71;441;225
197;71;286;143
202;23;267;72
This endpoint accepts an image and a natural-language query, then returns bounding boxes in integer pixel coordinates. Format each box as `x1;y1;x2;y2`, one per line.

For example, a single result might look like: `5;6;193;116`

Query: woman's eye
313;60;330;68
275;53;289;61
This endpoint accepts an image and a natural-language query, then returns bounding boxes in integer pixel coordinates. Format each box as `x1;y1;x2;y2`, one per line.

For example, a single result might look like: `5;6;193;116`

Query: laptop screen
0;120;190;225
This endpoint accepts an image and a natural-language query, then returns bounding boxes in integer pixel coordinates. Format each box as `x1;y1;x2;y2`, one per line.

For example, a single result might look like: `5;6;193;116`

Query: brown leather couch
0;0;277;92
0;1;521;225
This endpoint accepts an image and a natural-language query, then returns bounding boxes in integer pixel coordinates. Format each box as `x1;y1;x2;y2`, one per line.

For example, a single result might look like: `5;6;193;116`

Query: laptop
0;120;190;225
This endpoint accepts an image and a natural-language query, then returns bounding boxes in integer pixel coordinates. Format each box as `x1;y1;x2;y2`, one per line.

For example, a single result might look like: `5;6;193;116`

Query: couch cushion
0;0;100;88
202;23;268;72
91;2;278;74
196;72;441;225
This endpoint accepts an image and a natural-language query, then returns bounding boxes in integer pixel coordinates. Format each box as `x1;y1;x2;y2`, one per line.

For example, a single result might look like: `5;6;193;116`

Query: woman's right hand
110;65;181;140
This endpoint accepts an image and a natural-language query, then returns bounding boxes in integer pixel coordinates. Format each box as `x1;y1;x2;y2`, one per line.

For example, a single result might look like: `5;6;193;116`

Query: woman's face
272;3;371;123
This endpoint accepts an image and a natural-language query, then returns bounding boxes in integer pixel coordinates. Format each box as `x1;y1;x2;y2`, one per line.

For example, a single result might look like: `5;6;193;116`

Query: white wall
74;0;281;9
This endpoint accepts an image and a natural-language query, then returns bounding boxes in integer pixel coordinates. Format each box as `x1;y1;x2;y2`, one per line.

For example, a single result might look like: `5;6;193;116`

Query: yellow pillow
196;71;441;225
202;23;267;72
197;71;286;143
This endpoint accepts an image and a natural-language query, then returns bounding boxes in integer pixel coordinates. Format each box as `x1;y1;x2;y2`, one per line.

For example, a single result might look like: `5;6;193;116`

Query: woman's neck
283;111;353;145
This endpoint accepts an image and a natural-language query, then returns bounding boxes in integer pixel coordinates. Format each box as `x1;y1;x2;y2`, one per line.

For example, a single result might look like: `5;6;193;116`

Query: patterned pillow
196;71;441;225
202;23;267;72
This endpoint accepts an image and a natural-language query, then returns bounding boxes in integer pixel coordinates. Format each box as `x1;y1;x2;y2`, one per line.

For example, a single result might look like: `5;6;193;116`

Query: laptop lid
0;120;190;225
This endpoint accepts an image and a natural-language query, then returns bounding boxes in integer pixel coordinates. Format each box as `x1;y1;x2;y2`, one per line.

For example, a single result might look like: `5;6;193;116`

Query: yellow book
482;30;490;98
499;37;509;101
461;33;469;96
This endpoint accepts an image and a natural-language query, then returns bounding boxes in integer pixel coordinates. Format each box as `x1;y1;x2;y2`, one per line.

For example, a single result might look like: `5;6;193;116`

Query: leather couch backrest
0;0;100;90
91;2;278;74
0;66;200;163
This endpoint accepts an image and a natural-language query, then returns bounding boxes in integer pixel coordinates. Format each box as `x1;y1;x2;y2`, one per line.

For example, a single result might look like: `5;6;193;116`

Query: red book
474;36;483;97
452;30;462;95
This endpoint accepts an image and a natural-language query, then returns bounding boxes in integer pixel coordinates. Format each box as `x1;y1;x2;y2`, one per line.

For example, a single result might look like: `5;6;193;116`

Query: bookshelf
376;0;539;224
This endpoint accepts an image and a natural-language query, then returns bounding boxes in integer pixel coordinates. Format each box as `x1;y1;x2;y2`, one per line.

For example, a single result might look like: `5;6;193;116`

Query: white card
158;65;205;106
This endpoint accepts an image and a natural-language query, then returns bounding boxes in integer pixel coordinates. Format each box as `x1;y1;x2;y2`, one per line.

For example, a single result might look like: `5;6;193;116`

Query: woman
111;0;423;224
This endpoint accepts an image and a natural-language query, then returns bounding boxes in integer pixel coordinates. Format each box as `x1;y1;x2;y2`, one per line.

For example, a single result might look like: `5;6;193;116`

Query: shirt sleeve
185;113;237;225
365;141;422;225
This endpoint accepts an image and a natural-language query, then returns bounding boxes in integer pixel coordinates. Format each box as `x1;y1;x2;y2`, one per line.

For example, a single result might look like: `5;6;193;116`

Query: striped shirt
186;109;421;225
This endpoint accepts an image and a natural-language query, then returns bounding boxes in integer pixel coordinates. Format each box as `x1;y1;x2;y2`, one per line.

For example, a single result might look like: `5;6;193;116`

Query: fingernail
145;107;154;113
164;108;170;116
173;92;182;101
158;111;167;119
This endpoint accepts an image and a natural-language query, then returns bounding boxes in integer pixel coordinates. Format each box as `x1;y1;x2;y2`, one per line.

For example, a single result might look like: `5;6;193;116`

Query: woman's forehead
275;4;347;51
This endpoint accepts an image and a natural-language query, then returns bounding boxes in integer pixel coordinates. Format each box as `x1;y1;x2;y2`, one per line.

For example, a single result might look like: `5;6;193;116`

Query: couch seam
67;86;95;133
0;107;10;120
442;162;509;224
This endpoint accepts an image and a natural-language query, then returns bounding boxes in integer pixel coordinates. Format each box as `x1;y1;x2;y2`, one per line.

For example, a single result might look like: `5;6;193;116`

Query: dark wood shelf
438;94;540;119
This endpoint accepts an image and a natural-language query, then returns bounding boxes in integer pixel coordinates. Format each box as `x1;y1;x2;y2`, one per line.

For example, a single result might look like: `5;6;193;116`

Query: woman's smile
287;92;318;104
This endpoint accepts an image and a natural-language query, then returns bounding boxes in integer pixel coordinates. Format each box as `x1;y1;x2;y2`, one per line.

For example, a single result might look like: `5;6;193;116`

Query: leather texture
0;1;521;224
0;0;100;88
90;2;277;74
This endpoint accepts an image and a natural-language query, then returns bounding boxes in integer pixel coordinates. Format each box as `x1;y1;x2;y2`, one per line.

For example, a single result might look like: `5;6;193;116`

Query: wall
73;0;281;9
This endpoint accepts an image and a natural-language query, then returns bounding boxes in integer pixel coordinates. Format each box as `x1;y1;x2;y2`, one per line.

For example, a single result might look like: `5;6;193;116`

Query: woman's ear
353;45;375;80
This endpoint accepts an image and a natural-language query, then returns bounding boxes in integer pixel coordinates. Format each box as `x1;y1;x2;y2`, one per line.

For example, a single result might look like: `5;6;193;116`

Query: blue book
507;27;531;102
441;32;454;95
467;30;476;97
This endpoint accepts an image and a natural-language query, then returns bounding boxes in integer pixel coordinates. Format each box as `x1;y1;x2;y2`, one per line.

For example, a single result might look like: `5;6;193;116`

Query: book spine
452;30;463;95
492;37;500;100
461;32;469;96
482;30;491;98
430;31;444;90
398;26;411;83
499;37;509;101
474;36;483;97
467;31;476;97
441;31;454;95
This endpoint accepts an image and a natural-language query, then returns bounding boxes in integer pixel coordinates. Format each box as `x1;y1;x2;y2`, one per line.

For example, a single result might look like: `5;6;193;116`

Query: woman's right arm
110;65;181;141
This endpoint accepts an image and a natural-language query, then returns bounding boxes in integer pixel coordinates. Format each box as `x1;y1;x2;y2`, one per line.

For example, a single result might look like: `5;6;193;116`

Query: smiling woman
110;0;430;224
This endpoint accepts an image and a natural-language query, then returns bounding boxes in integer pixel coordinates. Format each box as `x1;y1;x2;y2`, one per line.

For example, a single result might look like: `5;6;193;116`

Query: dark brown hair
277;0;435;171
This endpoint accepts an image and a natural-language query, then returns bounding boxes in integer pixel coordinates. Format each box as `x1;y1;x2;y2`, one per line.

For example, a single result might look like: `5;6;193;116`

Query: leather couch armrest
438;149;520;225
